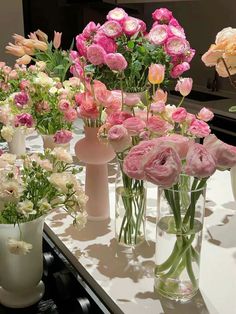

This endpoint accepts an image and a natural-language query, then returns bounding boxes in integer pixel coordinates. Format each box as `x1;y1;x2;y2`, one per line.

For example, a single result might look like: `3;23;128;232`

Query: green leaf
127;41;135;49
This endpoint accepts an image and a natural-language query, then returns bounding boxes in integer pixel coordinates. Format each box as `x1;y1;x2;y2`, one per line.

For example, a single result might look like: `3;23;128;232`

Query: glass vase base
0;280;45;308
117;235;145;248
154;277;198;302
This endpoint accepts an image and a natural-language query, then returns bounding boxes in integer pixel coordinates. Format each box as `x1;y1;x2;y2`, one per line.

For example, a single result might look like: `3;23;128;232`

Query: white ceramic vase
42;134;70;151
230;165;236;200
8;128;26;156
0;216;45;308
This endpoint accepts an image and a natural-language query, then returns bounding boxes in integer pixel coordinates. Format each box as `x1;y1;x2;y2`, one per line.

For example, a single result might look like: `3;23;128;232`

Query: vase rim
0;215;45;227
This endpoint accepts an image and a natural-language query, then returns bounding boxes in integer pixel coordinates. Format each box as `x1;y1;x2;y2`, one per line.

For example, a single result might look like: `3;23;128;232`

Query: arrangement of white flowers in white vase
0;148;88;308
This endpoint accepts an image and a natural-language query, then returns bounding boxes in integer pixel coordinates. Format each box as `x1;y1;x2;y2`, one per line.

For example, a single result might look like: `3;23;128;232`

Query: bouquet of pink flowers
71;7;195;92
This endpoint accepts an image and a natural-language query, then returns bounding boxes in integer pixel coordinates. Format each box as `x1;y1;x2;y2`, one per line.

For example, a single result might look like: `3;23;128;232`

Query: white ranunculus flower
7;238;32;255
52;147;73;164
215;27;236;44
49;172;79;193
34;72;54;87
30;154;53;172
74;212;88;231
0;180;21;202
49;86;58;94
38;198;52;213
17;200;36;217
1;125;14;142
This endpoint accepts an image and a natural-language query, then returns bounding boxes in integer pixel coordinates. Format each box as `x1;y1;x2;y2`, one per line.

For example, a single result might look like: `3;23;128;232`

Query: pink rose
58;100;70;112
105;53;127;71
185;143;216;178
172;107;187;123
188;119;211;138
107;111;132;125
170;62;190;78
168;25;186;39
14;91;29;107
175;77;193;97
75;34;87;57
124;93;141;107
87;44;106;65
123;140;157;180
203;134;236;170
197;107;214;122
82;22;100;39
150;101;165;113
108;125;131;152
159;134;193;159
94;34;117;53
147;116;173;135
148;25;168;45
152;8;173;24
153;88;167;103
102;20;122;38
123;17;140;36
123;117;146;136
53;130;73;144
106;7;128;23
14;113;34;128
142;143;182;188
165;37;189;56
64;108;78;122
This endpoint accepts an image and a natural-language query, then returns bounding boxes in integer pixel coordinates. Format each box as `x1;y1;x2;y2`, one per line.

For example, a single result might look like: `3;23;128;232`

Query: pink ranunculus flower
203;134;236;170
188;119;211;138
185;143;216;178
104;91;122;114
93;80;110;104
19;80;30;91
87;44;106;65
142;143;182;188
169;17;180;27
77;92;99;120
159;134;193;159
136;18;146;33
9;70;18;80
172;107;187;123
14;113;34;128
70;62;84;78
175;77;193;97
123;117;146;136
123;140;157;180
106;7;128;23
58;100;70;112
170;62;190;78
139;130;150;141
107;111;132;125
102;20;122;38
108;125;132;152
153;88;167;103
168;25;186;39
186;113;196;125
94;34;117;53
150;101;165;113
124;93;141;107
14;91;29;108
148;25;168;45
53;130;73;144
147;116;173;135
82;22;100;39
197;107;214;122
75;34;87;57
184;48;196;63
69;50;79;61
165;37;189;56
152;8;173;24
105;53;127;71
123;17;140;36
64;108;78;122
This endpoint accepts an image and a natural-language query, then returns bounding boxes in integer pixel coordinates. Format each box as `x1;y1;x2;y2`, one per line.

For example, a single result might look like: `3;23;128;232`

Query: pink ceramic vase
74;127;115;221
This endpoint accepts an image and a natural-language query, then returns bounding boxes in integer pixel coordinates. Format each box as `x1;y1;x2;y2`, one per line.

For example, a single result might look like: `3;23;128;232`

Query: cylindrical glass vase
154;177;206;302
115;162;146;247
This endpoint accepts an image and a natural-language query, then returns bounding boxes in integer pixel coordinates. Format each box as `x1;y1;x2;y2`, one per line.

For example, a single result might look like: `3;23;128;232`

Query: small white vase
8;128;26;156
230;165;236;200
42;134;70;151
0;216;45;308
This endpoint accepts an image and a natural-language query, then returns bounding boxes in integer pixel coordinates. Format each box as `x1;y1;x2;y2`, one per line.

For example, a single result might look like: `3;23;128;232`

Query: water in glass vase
155;215;203;301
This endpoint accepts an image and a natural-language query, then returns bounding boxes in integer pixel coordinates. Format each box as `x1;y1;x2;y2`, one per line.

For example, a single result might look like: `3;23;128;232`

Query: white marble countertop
24;129;236;314
44;171;236;314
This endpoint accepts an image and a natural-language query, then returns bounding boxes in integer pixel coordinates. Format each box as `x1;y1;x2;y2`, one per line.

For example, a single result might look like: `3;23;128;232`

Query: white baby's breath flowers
17;200;36;217
52;147;73;163
1;125;14;142
7;238;32;255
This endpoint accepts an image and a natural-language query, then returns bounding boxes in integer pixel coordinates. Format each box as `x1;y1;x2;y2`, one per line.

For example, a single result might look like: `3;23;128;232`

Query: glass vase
115;162;146;247
154;176;206;302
